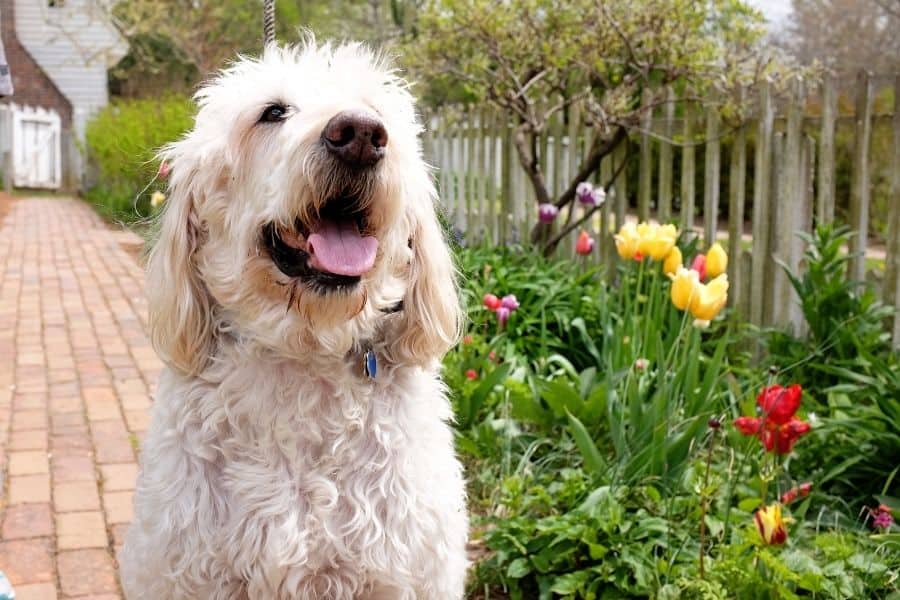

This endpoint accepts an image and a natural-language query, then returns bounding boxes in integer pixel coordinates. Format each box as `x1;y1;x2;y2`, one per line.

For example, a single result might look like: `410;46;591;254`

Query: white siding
15;0;126;139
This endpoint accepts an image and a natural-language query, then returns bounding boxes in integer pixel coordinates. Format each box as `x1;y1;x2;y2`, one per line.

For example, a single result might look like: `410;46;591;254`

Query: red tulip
780;482;813;505
465;369;478;380
483;293;501;310
575;231;595;256
757;384;802;425
734;383;811;454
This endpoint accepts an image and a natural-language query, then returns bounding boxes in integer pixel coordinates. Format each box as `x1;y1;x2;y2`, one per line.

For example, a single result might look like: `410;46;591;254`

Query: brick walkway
0;197;161;599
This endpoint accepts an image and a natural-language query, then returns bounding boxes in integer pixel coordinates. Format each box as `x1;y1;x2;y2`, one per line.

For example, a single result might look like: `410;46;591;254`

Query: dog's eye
259;104;288;123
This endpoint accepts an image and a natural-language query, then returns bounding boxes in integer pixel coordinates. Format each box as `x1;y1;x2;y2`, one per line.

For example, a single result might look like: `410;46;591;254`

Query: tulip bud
690;254;707;281
483;294;501;310
614;223;640;260
500;294;520;311
755;504;787;545
706;243;728;278
576;181;595;205
538;203;559;223
575;231;595;255
663;246;683;275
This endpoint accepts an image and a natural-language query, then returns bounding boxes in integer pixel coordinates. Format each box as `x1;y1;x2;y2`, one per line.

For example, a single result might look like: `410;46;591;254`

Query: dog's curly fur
119;41;468;599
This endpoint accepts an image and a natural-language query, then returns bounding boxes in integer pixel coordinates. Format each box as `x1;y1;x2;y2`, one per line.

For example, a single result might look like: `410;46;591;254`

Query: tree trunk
528;126;628;249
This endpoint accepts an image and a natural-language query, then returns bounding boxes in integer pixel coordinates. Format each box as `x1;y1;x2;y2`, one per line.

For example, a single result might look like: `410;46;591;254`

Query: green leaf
567;411;606;476
507;557;531;579
738;497;762;512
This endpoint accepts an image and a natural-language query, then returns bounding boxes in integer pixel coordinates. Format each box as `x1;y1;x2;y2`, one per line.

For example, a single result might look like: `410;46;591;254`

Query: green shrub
766;225;900;508
449;237;899;599
84;95;195;221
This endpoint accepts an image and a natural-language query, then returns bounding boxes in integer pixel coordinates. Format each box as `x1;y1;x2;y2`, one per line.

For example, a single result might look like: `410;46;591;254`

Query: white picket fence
0;103;62;190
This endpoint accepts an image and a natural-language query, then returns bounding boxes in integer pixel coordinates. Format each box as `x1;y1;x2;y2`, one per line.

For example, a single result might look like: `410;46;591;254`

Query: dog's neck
354;298;404;379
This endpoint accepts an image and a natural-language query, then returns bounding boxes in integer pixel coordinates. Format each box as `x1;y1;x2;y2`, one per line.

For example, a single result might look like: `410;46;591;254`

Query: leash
263;0;275;46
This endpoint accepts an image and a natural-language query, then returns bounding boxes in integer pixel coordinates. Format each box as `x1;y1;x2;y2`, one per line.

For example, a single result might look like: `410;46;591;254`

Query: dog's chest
211;373;425;573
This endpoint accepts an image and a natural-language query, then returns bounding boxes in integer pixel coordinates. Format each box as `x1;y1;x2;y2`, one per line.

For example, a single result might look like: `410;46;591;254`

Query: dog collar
360;299;402;379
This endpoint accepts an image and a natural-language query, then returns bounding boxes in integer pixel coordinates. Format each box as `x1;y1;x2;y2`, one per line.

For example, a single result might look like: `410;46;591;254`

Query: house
0;0;126;188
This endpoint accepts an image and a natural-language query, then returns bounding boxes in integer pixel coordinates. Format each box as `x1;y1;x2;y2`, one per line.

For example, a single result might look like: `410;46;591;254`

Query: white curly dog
119;42;468;599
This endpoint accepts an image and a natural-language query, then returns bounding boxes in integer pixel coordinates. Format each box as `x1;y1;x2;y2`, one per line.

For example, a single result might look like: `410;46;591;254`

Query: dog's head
147;42;460;375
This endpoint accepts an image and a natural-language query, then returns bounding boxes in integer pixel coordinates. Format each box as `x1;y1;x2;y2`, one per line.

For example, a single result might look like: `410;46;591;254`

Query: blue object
0;571;15;600
364;349;377;379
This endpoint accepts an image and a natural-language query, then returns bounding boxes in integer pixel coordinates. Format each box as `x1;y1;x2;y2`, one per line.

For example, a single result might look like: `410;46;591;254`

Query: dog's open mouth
262;196;377;288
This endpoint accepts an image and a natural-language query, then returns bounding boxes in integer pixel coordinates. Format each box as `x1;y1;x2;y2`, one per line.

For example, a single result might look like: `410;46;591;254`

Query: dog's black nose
321;111;388;168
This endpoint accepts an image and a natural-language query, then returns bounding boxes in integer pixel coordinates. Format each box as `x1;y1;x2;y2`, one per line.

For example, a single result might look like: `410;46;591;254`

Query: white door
10;104;61;189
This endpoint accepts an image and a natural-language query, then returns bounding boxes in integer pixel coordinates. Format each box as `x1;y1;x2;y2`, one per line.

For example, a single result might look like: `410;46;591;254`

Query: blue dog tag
364;350;377;379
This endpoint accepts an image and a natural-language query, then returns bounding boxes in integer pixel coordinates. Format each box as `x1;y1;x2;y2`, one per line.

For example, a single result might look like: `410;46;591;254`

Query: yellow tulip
669;266;700;311
706;242;728;278
690;274;729;321
635;222;678;261
150;191;166;208
754;503;787;545
615;223;640;260
663;246;683;275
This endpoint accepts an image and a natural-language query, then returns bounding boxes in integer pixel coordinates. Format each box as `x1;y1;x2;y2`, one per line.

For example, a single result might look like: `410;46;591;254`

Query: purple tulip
495;306;511;326
591;187;606;206
500;294;519;311
538;203;559;223
576;181;595;205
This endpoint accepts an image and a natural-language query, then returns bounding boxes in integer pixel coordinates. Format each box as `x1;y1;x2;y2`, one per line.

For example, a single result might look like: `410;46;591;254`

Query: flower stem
699;427;717;579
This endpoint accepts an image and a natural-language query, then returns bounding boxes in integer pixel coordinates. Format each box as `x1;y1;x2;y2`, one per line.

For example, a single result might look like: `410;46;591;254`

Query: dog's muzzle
321;110;387;168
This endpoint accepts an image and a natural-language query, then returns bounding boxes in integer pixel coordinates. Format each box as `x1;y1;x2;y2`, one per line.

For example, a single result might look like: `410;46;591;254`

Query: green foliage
766;225;900;506
84;95;194;221
447;239;898;599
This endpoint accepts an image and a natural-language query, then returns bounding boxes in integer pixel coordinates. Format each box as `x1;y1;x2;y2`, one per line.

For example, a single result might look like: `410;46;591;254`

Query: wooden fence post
750;80;774;329
638;87;653;221
681;106;696;236
614;141;628;230
485;109;498;244
500;118;513;244
777;79;806;329
849;70;873;284
703;102;721;245
818;75;837;226
888;75;900;348
768;132;786;327
658;86;675;222
727;87;747;313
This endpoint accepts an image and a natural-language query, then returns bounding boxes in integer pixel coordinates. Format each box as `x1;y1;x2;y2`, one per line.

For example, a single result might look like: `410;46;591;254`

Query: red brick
8;474;51;504
54;481;101;512
57;549;119;596
8;450;49;475
56;511;108;550
52;454;96;482
1;503;53;539
12;583;58;600
0;538;54;584
99;463;138;492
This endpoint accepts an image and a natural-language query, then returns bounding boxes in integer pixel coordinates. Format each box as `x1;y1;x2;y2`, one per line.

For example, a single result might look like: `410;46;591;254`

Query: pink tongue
307;219;378;276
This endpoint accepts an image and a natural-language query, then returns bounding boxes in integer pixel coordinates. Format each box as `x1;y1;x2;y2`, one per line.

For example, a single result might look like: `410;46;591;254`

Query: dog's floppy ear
146;151;216;376
389;176;462;367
